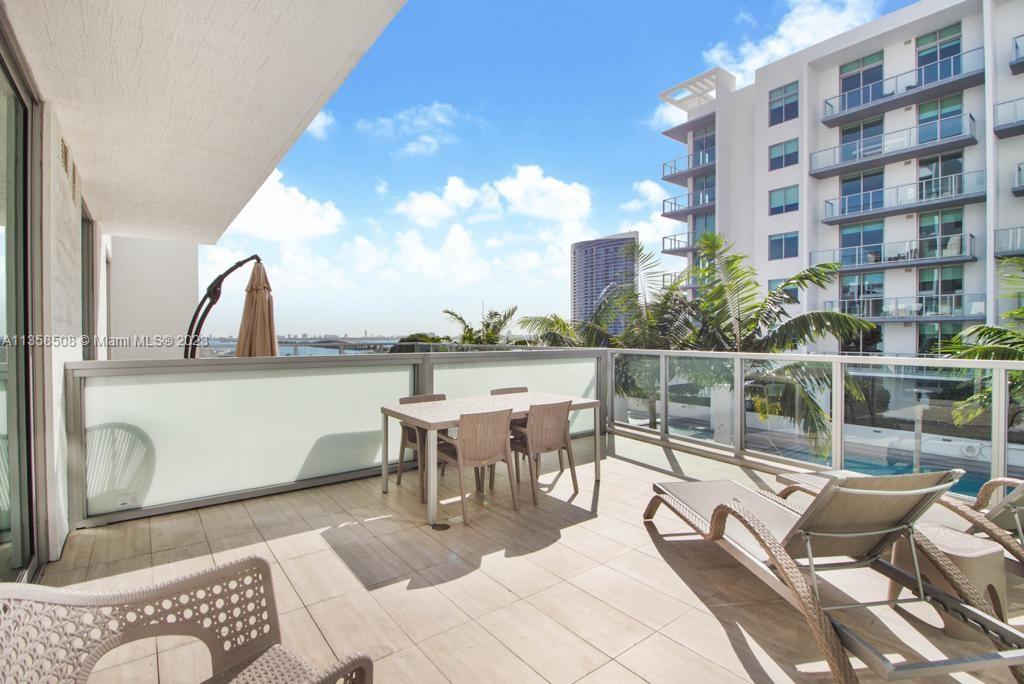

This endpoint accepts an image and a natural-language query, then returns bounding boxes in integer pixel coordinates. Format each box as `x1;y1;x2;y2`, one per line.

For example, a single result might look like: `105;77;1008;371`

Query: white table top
381;391;600;431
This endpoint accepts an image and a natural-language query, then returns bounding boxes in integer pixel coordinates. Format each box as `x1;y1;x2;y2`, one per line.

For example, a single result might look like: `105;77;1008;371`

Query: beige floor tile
418;558;518;618
578;514;653;548
268;562;303;614
209;530;275;565
46;528;95;572
197;502;257;540
86;653;158;683
477;600;608;684
91;638;157;674
330;536;413;587
604;548;711;606
570;565;688;630
280;549;363;605
308;590;412;660
244;494;304;529
373;645;448;684
156;639;212;684
151;542;213;583
526;581;652;657
261;519;332;562
280;607;337;671
370;573;471;642
307;512;374;547
150;510;206;553
576;659;648;683
556;524;632;563
515;539;601;580
419;621;545;684
83;553;153;590
422;521;504;558
377;527;458;570
347;505;418;537
90;519;151;564
41;566;89;587
477;549;561;598
281;487;347;520
617;632;747;683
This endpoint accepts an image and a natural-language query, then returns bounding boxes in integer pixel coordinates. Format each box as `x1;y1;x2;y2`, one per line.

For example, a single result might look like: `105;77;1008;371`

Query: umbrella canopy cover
236;262;278;357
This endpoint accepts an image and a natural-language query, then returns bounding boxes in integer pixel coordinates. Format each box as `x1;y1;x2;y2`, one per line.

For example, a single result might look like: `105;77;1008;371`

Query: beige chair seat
229;644;318;683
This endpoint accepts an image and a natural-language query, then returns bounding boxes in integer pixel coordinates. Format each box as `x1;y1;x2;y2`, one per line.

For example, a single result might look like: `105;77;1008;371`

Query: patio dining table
381;391;602;525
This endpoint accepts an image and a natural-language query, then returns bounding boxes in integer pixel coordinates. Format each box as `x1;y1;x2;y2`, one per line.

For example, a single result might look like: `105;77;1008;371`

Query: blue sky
201;0;914;338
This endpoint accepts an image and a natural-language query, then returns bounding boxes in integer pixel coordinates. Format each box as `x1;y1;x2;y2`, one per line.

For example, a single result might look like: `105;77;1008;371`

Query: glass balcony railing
662;189;715;215
995;227;1024;256
1016;35;1024;61
662;148;715;178
809;114;974;172
823;47;984;118
661;272;698;289
662;231;697;253
810;234;975;268
825;293;986;319
823;170;986;220
995;97;1024;129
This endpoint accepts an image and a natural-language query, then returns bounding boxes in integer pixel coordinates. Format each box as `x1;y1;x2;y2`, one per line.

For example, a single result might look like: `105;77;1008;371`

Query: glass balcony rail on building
662;189;715;220
662;231;701;256
661;271;699;290
1013;34;1024;74
995;97;1024;138
822;47;985;127
810;234;976;271
809;114;976;179
995;226;1024;258
825;293;986;321
822;170;986;224
662;148;715;185
1015;162;1024;197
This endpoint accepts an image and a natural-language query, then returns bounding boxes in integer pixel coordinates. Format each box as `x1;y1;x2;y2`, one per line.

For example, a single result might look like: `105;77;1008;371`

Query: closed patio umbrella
236;261;278;357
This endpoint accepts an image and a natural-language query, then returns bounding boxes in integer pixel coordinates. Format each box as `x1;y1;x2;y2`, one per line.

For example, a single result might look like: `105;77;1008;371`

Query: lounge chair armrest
775;483;818;501
974;478;1024;511
756;487;806;513
938;495;1024;566
309;652;373;684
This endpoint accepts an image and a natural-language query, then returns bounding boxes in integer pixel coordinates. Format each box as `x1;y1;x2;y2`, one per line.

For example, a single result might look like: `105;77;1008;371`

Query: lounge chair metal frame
643;473;1024;683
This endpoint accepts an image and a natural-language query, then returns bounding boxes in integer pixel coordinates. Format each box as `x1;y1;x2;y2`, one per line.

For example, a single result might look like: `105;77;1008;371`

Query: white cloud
494;165;591;226
393;176;486;228
704;0;880;86
394;225;490;286
647;102;688;131
734;10;757;27
620;180;668;212
375;178;389;195
226;169;344;242
306;110;335;140
270;242;349;290
356;102;465;157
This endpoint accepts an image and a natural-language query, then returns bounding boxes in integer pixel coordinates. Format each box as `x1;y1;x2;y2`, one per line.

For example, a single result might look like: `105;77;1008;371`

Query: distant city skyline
197;0;912;337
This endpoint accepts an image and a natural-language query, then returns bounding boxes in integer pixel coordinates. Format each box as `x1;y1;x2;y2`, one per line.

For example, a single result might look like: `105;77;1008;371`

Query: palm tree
523;233;872;452
443;306;519;345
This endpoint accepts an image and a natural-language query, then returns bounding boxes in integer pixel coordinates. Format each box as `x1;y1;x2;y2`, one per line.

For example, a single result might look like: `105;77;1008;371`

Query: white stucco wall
106;236;197;360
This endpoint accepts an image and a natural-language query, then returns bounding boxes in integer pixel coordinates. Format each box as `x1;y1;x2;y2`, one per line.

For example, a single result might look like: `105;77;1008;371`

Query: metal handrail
823;47;983;117
824;293;986;318
823;170;986;219
662;148;715;177
810;234;975;267
995;97;1024;128
809;114;974;171
663;188;716;214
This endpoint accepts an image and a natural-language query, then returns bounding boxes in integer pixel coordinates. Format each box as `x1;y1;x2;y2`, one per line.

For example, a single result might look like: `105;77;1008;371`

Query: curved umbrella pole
183;254;261;359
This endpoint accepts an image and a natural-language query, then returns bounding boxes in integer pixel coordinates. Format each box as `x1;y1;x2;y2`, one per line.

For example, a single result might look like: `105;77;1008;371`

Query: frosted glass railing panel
667;356;735;447
612;354;662;432
843;364;991;497
432;356;597;433
83;365;413;515
744;359;833;466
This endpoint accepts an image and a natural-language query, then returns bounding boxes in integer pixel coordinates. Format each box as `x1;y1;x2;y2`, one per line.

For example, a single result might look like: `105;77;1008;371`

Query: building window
916;23;961;85
839;221;884;266
918;209;963;258
769;82;798;126
767;278;799;302
841;327;883;354
840;271;884;317
839;117;883;162
768;231;799;260
692;125;715;164
918;151;962;199
693;172;715;204
769;185;799;215
917;321;962;355
840;168;883;214
839;51;884;110
918;94;963;142
768;139;799;170
692;212;715;237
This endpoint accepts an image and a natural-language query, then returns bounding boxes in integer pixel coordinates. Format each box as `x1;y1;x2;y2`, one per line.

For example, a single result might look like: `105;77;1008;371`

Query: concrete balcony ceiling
4;0;403;243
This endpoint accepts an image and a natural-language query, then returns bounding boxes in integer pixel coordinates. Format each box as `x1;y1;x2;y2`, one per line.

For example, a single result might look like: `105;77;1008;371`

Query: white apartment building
658;0;1024;356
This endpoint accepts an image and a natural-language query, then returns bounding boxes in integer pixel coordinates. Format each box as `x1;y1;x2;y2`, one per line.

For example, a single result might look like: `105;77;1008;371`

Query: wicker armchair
511;400;577;504
0;556;372;683
437;408;517;523
397;393;446;503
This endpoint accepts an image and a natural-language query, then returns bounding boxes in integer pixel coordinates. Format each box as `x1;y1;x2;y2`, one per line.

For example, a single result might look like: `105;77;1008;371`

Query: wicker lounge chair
0;556;372;683
643;471;1024;682
936;477;1024;568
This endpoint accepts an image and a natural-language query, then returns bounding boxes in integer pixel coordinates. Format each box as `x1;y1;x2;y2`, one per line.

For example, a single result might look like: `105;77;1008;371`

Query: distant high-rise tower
570;231;638;334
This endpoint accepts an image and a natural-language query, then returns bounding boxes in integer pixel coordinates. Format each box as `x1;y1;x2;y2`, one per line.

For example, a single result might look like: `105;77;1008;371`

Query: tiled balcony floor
40;436;1022;683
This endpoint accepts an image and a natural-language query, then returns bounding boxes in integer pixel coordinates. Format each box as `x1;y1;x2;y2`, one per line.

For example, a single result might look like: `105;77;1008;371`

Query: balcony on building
824;293;986;322
810;234;977;272
1012;34;1024;75
821;47;985;128
1016;162;1024;197
995;97;1024;138
995;226;1024;257
821;170;986;225
662;231;701;256
808;114;976;179
662;189;715;220
662;148;715;186
661;271;699;290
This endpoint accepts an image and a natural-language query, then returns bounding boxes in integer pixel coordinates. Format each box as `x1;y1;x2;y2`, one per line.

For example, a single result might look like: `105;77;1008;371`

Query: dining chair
397;393;446;503
490;386;528;395
490;386;550;474
511;400;577;504
437;408;517;523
